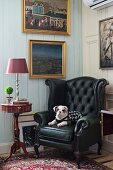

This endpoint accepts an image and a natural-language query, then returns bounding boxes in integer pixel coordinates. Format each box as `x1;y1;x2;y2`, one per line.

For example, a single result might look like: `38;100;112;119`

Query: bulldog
48;105;68;127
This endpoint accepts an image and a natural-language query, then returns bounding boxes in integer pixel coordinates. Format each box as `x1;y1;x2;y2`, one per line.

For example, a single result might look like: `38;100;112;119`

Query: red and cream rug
0;149;112;170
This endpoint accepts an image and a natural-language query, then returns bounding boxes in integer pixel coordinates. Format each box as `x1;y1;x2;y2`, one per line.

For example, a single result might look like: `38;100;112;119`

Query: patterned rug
0;149;112;170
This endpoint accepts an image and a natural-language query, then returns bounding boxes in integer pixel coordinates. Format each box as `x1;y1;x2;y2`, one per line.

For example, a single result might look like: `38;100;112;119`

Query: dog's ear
64;106;68;111
53;106;58;112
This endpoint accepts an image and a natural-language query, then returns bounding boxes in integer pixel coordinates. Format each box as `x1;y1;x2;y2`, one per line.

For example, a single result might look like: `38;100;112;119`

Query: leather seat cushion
38;125;75;143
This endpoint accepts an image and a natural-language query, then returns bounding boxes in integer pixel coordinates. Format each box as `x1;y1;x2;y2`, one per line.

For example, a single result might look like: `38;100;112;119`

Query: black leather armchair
34;76;108;168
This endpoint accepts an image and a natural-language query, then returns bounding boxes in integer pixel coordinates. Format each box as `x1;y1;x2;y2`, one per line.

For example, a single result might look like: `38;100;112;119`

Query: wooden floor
86;150;113;169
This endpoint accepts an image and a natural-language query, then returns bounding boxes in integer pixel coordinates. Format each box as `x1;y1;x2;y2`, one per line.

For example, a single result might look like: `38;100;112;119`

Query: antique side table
1;102;32;162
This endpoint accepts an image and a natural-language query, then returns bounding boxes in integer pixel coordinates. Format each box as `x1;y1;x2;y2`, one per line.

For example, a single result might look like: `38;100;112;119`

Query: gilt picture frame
22;0;70;35
99;17;113;69
29;40;66;79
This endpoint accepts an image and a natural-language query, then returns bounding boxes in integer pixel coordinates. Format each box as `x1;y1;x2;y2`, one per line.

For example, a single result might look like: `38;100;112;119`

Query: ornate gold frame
22;0;70;35
29;40;66;79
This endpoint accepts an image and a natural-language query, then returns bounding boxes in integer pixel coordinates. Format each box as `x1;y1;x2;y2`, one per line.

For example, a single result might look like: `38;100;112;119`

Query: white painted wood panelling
82;2;113;152
0;0;83;152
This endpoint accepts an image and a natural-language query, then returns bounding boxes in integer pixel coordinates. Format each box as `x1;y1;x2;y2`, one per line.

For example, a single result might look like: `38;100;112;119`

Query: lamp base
6;97;13;104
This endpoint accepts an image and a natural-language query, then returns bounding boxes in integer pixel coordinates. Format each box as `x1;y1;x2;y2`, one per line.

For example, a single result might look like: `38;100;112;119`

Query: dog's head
53;105;68;120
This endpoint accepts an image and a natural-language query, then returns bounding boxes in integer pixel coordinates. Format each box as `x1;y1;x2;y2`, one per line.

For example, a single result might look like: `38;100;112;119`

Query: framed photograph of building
99;17;113;69
19;121;38;152
22;0;70;35
29;40;66;79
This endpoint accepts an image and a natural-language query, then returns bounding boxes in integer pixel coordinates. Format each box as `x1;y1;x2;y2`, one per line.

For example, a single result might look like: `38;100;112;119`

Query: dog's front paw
48;119;56;126
57;123;63;127
48;122;53;126
57;121;67;127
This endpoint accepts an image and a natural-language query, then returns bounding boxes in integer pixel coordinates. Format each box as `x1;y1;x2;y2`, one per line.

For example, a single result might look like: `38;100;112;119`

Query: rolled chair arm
34;111;56;127
74;114;100;135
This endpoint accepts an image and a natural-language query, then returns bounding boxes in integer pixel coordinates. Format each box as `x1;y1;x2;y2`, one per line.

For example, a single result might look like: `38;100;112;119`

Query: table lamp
6;58;28;101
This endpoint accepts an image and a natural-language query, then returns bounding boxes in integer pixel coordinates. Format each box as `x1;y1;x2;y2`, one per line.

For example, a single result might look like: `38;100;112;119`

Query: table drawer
1;104;32;113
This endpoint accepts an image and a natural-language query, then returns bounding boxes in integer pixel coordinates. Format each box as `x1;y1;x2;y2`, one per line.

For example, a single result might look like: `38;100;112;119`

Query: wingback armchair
34;76;108;168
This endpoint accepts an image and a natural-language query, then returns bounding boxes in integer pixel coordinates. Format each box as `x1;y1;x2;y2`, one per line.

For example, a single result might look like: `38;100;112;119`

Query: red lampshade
6;58;28;74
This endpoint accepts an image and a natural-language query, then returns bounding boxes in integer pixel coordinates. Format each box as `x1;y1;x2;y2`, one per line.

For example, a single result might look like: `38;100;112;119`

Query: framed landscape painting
99;17;113;69
29;40;66;79
22;0;70;35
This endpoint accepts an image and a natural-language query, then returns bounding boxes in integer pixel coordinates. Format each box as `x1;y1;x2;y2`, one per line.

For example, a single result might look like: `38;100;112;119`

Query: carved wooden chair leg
34;144;40;158
75;151;81;169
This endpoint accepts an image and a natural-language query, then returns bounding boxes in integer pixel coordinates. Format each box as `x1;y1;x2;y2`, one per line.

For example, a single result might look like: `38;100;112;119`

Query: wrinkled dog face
53;105;68;120
48;105;68;127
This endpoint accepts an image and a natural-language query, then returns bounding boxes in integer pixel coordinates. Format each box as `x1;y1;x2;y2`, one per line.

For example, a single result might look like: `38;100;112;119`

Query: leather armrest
34;111;56;126
74;114;100;134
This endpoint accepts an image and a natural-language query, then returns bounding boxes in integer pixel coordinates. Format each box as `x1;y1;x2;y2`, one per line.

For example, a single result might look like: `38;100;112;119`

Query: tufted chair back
45;77;106;116
65;77;103;115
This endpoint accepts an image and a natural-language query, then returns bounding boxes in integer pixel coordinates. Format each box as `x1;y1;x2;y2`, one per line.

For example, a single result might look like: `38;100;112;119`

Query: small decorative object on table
4;86;13;103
